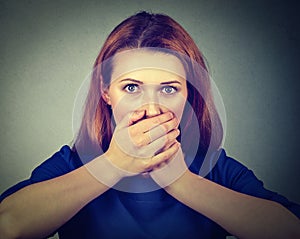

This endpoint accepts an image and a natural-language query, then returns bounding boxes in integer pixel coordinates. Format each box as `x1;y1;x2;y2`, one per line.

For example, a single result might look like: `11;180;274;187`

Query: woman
0;11;299;239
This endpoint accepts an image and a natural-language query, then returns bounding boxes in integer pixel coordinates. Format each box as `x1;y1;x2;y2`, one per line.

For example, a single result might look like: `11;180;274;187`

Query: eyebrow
120;78;143;84
160;80;182;85
120;78;182;85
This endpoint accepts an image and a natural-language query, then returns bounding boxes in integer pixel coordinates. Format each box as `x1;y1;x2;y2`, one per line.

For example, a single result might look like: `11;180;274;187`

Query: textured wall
1;0;299;209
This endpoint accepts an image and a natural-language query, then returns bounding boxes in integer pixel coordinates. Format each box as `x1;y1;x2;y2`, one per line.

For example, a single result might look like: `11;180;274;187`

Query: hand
150;143;189;188
105;110;180;177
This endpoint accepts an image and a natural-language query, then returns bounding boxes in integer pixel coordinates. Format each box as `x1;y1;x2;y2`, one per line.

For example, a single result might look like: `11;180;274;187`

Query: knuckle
172;118;178;128
162;152;169;161
129;126;139;136
167;132;174;142
160;123;169;133
141;160;152;171
151;117;161;125
172;129;180;138
173;116;179;123
134;136;149;147
134;138;144;147
161;135;167;145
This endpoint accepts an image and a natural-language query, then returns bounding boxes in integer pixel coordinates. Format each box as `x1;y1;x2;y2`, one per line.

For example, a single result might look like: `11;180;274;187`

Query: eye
161;86;177;95
124;84;139;93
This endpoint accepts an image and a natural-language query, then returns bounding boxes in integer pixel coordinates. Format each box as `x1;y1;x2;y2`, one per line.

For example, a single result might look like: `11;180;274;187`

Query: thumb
128;110;145;125
117;110;145;128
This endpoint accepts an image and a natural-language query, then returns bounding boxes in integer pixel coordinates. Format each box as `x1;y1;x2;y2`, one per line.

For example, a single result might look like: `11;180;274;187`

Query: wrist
164;170;195;194
85;153;124;188
150;147;188;188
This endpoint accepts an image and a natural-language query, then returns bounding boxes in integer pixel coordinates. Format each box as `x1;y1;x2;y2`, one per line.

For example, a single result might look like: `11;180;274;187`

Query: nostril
145;104;162;118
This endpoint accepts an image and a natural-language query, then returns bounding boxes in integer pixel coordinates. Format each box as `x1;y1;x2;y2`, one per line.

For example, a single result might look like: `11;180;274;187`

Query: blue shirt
1;145;299;238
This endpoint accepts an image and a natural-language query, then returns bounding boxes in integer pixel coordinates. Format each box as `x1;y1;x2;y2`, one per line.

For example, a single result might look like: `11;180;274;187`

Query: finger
152;140;177;169
153;161;167;171
117;110;145;128
146;117;178;142
149;142;180;168
149;129;180;153
140;129;179;156
160;139;179;153
128;110;145;125
132;112;174;133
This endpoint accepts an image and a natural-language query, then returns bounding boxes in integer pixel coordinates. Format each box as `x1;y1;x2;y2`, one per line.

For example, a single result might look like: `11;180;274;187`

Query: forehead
110;49;186;83
113;69;186;85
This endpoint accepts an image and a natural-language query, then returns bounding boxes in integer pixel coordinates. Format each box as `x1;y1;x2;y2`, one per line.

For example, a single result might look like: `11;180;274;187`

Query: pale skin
1;52;300;239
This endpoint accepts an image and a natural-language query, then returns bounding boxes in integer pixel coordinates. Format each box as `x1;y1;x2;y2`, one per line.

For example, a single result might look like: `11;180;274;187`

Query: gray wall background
1;0;299;209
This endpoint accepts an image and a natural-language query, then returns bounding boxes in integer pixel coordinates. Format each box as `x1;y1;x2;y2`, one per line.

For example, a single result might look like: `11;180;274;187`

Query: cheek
110;94;141;124
159;94;187;121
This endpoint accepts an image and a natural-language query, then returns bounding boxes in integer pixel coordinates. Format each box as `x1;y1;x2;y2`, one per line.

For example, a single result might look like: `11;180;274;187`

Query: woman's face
103;50;188;124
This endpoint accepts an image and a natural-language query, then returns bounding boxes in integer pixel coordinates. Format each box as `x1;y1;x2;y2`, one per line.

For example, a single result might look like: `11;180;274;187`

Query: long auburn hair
72;11;223;160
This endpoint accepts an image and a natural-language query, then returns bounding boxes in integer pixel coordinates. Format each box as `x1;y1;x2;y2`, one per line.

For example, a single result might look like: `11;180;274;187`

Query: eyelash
123;84;178;95
161;86;178;95
123;84;139;93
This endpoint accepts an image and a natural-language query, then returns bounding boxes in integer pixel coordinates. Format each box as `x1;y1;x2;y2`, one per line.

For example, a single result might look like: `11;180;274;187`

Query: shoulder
210;149;256;187
30;145;82;182
204;149;274;196
202;149;257;189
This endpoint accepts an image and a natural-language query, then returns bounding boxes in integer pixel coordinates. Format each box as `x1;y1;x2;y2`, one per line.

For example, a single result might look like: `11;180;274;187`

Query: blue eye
161;86;177;95
124;84;139;93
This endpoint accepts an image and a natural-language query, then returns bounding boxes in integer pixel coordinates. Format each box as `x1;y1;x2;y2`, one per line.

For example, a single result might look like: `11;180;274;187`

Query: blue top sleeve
207;149;300;219
0;145;78;203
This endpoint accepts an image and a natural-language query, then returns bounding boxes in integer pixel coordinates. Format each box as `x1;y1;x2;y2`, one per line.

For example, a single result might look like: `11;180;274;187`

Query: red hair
72;11;223;160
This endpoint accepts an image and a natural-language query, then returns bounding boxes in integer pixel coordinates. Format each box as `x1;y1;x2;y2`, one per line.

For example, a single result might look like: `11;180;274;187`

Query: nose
142;103;162;118
140;88;162;118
